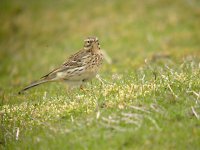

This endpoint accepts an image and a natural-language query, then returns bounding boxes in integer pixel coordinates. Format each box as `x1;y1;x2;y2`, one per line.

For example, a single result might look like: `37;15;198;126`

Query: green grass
0;0;200;149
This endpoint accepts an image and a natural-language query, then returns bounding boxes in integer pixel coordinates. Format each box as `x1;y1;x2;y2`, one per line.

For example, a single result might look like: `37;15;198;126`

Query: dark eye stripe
84;39;90;42
85;37;99;44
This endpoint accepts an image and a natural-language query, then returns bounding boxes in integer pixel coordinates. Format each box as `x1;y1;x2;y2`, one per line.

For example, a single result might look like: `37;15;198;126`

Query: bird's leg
80;85;86;94
80;85;90;94
80;85;84;91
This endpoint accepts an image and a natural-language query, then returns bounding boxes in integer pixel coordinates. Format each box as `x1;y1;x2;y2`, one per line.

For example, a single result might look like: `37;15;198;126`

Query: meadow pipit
18;36;104;94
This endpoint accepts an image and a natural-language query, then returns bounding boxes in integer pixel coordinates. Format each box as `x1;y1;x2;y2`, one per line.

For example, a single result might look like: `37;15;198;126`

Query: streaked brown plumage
18;36;104;94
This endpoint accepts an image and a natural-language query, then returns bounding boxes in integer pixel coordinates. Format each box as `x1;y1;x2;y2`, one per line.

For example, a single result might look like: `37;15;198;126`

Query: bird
18;36;104;94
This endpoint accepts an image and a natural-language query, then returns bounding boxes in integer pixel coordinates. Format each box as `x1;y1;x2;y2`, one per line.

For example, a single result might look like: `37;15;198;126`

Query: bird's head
83;36;100;51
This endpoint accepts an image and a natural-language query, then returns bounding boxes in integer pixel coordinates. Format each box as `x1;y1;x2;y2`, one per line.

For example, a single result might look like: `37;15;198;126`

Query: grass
0;0;200;149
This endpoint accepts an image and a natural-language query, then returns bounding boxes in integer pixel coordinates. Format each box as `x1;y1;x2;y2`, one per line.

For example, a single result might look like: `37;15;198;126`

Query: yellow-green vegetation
0;0;200;149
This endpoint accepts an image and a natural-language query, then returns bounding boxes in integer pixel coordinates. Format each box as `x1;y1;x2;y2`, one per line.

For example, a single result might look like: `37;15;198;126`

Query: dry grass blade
15;127;19;141
121;118;141;127
129;105;151;114
121;112;143;119
167;83;178;98
191;106;199;120
101;49;112;64
101;116;120;124
150;104;165;114
145;116;161;131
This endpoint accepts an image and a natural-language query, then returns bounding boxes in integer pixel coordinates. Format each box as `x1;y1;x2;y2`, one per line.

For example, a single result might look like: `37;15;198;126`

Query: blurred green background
1;0;199;88
0;0;200;149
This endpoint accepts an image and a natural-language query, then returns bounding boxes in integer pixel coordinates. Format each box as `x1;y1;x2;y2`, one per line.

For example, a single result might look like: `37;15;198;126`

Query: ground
0;0;200;149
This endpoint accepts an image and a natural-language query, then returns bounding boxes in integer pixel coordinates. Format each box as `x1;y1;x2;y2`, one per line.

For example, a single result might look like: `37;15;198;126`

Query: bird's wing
41;50;91;80
62;49;90;64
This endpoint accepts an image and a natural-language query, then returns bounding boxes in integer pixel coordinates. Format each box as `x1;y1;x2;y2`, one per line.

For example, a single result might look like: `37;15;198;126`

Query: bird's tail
18;79;49;94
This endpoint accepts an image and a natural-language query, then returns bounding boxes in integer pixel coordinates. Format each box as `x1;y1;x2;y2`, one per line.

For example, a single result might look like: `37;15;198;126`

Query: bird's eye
87;41;90;44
